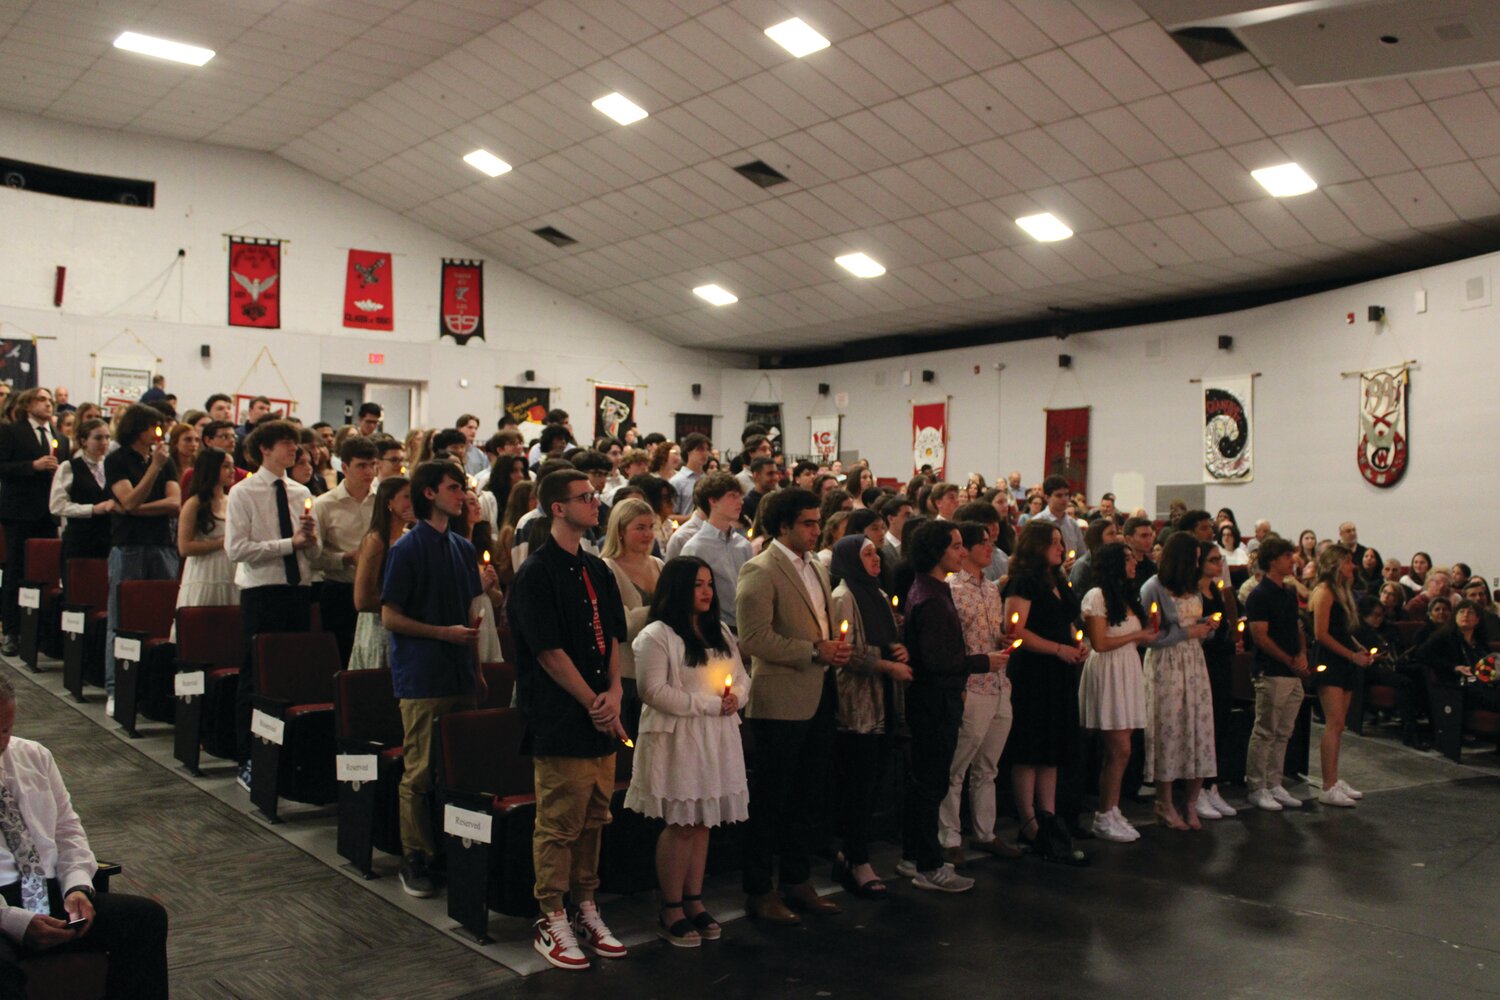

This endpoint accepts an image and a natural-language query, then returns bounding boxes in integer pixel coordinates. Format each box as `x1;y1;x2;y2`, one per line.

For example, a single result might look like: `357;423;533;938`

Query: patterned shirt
949;568;1007;696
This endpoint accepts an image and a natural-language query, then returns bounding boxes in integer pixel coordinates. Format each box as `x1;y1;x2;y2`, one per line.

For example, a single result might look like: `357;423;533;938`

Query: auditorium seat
60;558;109;702
250;631;341;823
172;605;244;775
111;580;179;737
17;537;63;670
16;863;122;1000
333;668;405;878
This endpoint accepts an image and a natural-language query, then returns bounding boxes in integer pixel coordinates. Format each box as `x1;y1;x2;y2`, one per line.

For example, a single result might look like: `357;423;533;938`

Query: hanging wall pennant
502;386;550;427
1358;365;1409;488
1203;376;1253;483
810;414;840;464
227;237;281;328
1043;407;1090;495
0;340;38;391
343;249;393;331
440;259;483;344
745;402;784;455
594;383;635;440
674;413;713;442
912;401;947;479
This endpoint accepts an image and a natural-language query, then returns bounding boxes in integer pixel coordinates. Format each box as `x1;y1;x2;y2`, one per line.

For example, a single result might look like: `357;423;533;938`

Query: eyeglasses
566;491;600;505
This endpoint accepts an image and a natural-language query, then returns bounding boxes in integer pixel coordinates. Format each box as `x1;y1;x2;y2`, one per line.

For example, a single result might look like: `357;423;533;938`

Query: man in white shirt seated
0;676;168;999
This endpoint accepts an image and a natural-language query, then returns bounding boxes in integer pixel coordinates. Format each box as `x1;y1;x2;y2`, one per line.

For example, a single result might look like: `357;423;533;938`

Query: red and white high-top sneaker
533;909;589;970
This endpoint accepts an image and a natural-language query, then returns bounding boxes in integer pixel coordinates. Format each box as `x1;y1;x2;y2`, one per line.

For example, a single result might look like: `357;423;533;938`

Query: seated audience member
1351;597;1425;748
1417;600;1500;711
1219;522;1249;566
1355;546;1384;596
624;557;750;948
1460;577;1500;644
1410;596;1451;652
1405;572;1452;620
1400;552;1431;597
680;474;752;632
1377;582;1409;625
0;677;168;1000
1450;562;1472;591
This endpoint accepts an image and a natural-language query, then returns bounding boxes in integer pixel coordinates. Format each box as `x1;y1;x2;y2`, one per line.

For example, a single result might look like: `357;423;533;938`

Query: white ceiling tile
1374;104;1467;169
838;30;934;97
1100;166;1184;216
1173;82;1264;145
1044;118;1131;174
1125;94;1217;156
869;98;964;156
1320;180;1408;235
910;4;1009;72
1428;91;1500;159
1007;128;1092;182
872;18;972;85
1349;78;1422;115
1066;35;1160;104
942;75;1034;136
906;85;995;146
1423;161;1500;220
980;62;1076;124
1022;49;1116;115
1369;171;1459;229
1323;116;1416;177
1189;206;1273;253
1107;20;1207;92
1218;69;1314;135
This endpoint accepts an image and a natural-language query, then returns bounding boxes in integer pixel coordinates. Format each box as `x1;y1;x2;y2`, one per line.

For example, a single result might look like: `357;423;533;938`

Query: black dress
1003;573;1079;766
1313;598;1359;691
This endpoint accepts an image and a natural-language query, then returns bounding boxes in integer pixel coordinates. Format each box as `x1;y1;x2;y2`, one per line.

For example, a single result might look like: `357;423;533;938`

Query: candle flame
483;550;491;565
723;674;733;695
839;619;849;637
621;737;634;748
154;426;163;439
1211;612;1222;622
1369;647;1378;655
1010;638;1023;649
466;475;476;489
400;465;408;476
1067;550;1076;560
1075;629;1084;642
1316;664;1327;673
891;595;899;608
1150;602;1158;613
1237;621;1246;633
1217;579;1225;590
1010;612;1019;625
303;497;312;512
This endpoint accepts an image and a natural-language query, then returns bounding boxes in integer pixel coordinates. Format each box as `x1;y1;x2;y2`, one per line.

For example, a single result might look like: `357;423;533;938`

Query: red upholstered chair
17;537;63;669
111;580;179;736
333;669;405;878
479;661;514;709
1394;620;1424;647
249;631;341;822
60;558;110;701
172;605;244;774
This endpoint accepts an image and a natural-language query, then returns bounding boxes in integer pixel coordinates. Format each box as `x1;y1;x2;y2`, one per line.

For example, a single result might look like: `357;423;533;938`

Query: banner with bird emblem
343;249;393;331
440;259;484;344
227;237;281;328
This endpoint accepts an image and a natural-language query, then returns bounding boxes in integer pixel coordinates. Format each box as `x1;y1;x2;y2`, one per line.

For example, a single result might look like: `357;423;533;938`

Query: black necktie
35;425;49;454
273;479;301;586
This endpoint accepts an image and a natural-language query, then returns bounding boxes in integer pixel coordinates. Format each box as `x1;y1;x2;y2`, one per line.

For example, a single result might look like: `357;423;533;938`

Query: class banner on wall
745;402;784;455
502;386;550;427
98;363;152;416
1203;376;1253;483
912;401;947;479
0;341;38;391
227;237;281;328
593;383;635;440
810;414;839;463
343;249;393;331
1358;365;1409;488
1044;407;1090;495
440;259;483;344
674;413;713;442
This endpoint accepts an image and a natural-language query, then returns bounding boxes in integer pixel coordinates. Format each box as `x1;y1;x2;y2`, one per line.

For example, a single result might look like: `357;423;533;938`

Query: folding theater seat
333;668;405;879
172;605;244;775
111;579;179;737
250;631;341;823
17;537;63;670
60;558;109;701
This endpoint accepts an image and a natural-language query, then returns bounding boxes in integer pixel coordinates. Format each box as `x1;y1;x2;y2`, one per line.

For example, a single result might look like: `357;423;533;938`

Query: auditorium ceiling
6;0;1500;355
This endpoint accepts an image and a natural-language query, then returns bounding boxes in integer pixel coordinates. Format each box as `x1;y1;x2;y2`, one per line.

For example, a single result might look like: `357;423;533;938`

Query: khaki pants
398;695;476;859
532;754;616;913
939;687;1013;847
1245;676;1303;791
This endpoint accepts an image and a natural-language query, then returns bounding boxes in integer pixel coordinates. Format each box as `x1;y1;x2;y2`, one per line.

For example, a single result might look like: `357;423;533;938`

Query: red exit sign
368;353;385;364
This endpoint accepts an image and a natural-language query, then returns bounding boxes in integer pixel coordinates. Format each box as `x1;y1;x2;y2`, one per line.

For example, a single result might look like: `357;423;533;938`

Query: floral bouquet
1475;654;1498;686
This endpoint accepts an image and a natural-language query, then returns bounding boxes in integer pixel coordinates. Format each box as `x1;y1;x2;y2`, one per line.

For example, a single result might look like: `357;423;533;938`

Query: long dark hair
189;446;228;538
366;476;410;545
486;454;529;514
647;557;730;667
1093;542;1145;627
1157;532;1202;595
1009;520;1067;593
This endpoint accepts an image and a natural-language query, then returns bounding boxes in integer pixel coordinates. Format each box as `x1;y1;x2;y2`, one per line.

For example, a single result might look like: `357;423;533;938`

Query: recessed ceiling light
112;31;214;66
693;284;738;306
765;18;830;57
1015;212;1073;242
592;92;648;126
1251;162;1317;197
463;149;511;177
835;252;885;278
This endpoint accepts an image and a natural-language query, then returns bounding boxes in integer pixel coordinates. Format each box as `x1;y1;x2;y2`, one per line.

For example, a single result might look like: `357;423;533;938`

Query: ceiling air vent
532;226;577;247
732;159;790;189
1168;27;1247;64
1429;20;1476;43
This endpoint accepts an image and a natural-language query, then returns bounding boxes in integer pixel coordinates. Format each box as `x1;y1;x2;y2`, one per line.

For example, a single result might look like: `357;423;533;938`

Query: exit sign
368;353;385;364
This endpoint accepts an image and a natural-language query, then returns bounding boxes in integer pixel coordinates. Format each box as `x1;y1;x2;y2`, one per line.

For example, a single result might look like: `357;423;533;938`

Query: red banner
440;259;484;344
343;249;393;331
912;401;947;479
1044;407;1090;496
228;238;281;328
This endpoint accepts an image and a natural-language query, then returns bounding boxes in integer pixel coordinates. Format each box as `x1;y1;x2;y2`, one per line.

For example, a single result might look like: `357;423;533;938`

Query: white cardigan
632;620;752;735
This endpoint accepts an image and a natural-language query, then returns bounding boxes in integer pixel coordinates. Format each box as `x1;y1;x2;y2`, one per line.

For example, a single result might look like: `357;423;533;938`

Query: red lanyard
579;563;607;658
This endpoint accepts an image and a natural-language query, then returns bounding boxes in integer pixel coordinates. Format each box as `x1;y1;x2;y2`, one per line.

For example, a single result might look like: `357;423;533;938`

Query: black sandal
657;902;701;948
832;856;889;900
1016;815;1040;854
682;894;721;940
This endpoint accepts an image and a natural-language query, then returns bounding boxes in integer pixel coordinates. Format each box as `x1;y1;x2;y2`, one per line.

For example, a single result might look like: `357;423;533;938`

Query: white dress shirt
224;465;320;588
772;538;829;639
0;738;96;941
49;455;107;525
310;480;374;583
665;510;706;560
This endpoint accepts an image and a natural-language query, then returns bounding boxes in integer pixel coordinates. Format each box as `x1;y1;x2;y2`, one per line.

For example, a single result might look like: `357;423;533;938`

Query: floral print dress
1142;591;1217;782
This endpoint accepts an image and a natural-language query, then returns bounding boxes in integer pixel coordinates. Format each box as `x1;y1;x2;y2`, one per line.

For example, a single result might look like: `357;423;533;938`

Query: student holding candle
349;476;413;669
1244;538;1310;811
1197;543;1241;820
0;388;69;657
1308;544;1373;808
624;557;750;947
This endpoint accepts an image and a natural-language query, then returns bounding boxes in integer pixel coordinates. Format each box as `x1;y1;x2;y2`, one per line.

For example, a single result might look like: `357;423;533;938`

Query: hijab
831;534;898;653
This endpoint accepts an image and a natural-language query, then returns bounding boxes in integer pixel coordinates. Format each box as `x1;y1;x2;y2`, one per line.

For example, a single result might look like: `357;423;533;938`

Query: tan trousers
532;754;616;913
398;695;476;859
1245;676;1303;791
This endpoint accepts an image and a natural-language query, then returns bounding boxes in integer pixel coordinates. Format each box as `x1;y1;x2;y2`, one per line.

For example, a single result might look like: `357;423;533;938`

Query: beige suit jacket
735;544;837;721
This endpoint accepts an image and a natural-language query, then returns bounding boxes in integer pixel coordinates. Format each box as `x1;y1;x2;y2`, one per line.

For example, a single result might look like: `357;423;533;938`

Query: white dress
623;620;752;828
1077;588;1147;730
171;514;237;639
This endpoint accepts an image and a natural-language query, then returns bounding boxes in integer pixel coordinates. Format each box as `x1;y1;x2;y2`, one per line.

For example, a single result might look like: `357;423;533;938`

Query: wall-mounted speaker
1058;354;1072;368
921;370;935;383
817;382;830;395
1217;335;1233;351
200;344;211;358
1367;305;1385;322
523;369;535;382
691;383;702;398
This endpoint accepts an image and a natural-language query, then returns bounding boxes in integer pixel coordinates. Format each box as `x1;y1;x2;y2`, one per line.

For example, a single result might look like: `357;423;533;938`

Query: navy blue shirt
382;520;483;699
1245;577;1300;678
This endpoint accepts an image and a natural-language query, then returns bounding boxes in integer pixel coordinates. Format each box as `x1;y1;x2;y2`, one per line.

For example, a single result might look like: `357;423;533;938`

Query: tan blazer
735;544;837;722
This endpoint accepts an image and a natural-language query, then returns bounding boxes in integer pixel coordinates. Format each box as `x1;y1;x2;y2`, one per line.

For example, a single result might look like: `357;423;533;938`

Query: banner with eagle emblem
912;401;947;479
1203;376;1253;483
440;259;484;344
343;249;393;331
1358;365;1409;487
227;237;281;328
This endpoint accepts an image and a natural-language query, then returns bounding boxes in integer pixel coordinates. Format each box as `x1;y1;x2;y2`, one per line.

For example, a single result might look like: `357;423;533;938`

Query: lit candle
1008;611;1020;637
723;674;733;697
1067;549;1076;560
483;550;492;566
1211;612;1223;622
466;475;477;489
621;737;634;748
1316;663;1327;673
1216;579;1225;590
891;595;899;610
1237;619;1246;634
47;436;58;453
1074;628;1084;643
154;425;163;440
303;497;313;513
839;619;849;639
1010;638;1023;649
1368;646;1378;656
1149;601;1160;631
400;465;408;476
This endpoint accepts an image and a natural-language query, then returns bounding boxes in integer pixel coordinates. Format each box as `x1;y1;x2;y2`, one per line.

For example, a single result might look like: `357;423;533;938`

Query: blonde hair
601;497;655;560
1315;543;1358;624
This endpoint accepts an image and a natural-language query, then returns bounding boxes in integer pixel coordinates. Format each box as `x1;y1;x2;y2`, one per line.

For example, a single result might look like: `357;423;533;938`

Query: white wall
0;108;746;439
727;251;1500;578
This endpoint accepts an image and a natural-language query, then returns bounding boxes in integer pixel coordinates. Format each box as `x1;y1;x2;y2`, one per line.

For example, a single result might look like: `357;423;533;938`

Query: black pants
315;580;357;666
235;584;312;762
0;882;167;1000
1204;648;1234;786
741;675;835;896
835;730;890;866
901;684;963;873
0;517;54;637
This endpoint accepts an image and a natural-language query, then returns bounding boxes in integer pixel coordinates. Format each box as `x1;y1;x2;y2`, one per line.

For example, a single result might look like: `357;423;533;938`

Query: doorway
319;378;419;440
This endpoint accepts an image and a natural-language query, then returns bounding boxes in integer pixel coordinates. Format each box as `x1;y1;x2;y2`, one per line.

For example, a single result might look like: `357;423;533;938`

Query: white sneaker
1091;811;1136;843
1109;809;1141;841
1269;785;1303;808
572;900;626;959
105;696;115;717
1318;785;1357;808
1333;778;1363;800
894;859;918;878
1248;789;1283;811
534;910;589;971
1203;786;1237;816
912;863;974;893
1192;796;1222;820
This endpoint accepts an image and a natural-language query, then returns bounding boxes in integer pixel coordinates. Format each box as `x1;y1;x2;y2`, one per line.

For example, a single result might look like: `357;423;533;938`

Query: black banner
674;412;713;442
502;386;550;425
0;340;38;391
745;402;784;455
594;384;635;440
440;258;484;343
